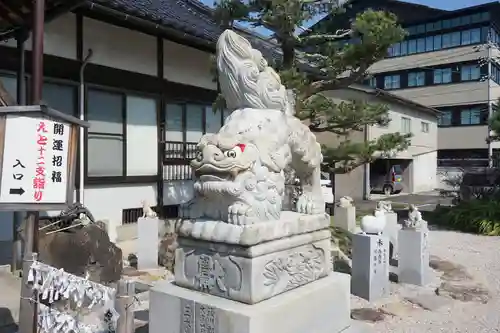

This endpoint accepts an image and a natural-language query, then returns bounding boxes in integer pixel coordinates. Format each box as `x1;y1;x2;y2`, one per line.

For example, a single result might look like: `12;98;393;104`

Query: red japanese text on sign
34;121;47;202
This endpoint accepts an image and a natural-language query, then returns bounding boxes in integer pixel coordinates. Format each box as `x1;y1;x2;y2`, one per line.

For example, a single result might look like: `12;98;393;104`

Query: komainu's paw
227;202;255;225
296;193;324;215
179;200;203;219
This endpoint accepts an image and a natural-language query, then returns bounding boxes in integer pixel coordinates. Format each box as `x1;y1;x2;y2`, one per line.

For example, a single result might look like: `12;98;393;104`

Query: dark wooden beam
1;0;28;18
0;0;86;41
0;3;23;25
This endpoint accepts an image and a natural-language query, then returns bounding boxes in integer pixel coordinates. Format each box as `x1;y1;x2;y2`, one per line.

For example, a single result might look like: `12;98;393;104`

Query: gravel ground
351;230;500;333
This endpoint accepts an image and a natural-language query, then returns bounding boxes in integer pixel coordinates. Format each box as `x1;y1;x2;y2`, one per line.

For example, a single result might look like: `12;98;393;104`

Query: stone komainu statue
180;30;325;225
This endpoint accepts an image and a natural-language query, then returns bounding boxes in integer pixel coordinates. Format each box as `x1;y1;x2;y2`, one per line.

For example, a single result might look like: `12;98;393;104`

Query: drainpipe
487;38;493;168
78;49;93;204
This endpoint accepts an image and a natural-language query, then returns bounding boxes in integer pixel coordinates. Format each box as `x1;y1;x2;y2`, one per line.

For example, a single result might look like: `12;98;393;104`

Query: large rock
38;223;122;283
158;230;178;271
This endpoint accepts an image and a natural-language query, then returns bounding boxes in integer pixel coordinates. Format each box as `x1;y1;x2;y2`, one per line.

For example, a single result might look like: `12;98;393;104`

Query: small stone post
382;211;400;260
398;223;430;286
333;205;356;233
137;217;159;270
115;280;136;333
351;233;390;301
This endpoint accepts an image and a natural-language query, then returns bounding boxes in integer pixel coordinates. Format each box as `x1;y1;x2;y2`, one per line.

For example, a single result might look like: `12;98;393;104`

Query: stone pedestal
137;217;159;270
382;212;400;260
149;212;362;333
333;205;356;233
174;227;332;304
150;273;353;333
351;234;390;302
398;226;430;286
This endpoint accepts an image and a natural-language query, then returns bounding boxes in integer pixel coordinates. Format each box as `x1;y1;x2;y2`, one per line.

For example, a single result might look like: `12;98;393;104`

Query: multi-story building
311;0;500;168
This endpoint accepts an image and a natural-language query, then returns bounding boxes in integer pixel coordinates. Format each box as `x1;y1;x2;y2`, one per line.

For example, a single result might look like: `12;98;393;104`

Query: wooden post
18;0;45;331
115;280;136;333
18;212;39;333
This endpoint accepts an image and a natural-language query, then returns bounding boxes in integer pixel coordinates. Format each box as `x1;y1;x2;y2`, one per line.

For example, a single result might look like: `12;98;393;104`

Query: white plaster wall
83;184;157;224
163;40;216;90
369;103;438;158
82;17;157;76
1;14;77;59
325;88;438;159
78;180;194;226
412;151;437;193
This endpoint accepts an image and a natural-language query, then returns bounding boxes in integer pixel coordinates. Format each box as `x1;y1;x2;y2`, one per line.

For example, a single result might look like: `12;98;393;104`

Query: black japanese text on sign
11;159;26;195
51;123;64;183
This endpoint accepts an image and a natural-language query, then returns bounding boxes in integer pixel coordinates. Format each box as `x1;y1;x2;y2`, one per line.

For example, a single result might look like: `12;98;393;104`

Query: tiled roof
91;0;223;42
91;0;284;61
89;1;437;114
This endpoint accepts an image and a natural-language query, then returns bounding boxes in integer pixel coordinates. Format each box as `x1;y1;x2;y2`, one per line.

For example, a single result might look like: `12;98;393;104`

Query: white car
292;172;334;205
320;172;334;204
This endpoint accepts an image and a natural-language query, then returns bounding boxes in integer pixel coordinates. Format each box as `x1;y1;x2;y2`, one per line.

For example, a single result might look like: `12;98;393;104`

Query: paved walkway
0;271;20;332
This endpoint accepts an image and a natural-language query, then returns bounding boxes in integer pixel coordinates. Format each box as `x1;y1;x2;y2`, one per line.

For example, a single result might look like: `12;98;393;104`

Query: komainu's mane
216;30;288;112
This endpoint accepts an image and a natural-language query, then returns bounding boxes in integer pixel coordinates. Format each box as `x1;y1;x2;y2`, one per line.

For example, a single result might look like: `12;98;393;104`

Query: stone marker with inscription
398;205;430;286
137;217;159;270
149;29;362;333
351;234;390;302
379;201;400;260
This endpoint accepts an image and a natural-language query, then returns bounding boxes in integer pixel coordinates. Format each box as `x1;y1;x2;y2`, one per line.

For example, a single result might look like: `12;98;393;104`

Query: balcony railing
163;141;198;180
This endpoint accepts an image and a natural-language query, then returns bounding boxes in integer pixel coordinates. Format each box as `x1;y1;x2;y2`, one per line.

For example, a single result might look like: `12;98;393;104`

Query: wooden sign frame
0;105;88;211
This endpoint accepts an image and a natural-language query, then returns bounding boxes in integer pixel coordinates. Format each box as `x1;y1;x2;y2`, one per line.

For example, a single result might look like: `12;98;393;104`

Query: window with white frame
408;72;425;87
384;75;400;90
401;117;411;133
460;64;481;81
86;89;159;178
186;104;204;142
421;121;430;133
205;107;222;134
164;104;231;161
87;89;125;177
126;95;158;176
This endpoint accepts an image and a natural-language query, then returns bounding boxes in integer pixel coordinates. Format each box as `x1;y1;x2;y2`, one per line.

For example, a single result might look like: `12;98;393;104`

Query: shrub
432;198;500;236
330;226;353;258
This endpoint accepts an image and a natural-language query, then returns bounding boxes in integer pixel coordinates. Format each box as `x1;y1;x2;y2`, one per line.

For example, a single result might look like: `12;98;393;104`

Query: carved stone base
177;211;330;246
150;273;355;333
174;229;331;304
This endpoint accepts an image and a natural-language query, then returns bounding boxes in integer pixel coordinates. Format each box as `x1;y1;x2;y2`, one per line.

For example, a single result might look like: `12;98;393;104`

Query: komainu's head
216;29;288;112
190;133;259;183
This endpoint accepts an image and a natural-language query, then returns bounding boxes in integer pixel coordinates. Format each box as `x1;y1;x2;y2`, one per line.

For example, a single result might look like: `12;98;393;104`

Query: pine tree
212;0;412;173
489;100;500;142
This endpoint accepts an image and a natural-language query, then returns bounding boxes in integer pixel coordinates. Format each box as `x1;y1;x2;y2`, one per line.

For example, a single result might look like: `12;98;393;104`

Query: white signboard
0;115;71;204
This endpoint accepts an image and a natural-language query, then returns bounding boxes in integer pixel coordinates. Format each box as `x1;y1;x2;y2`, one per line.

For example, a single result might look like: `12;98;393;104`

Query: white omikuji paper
0;115;71;204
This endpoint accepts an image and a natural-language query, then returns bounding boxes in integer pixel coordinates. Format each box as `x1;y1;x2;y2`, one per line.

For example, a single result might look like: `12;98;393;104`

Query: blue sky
201;0;497;36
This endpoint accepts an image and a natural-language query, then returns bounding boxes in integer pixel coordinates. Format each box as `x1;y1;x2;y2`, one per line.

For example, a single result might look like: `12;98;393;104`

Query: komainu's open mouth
196;172;231;181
